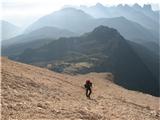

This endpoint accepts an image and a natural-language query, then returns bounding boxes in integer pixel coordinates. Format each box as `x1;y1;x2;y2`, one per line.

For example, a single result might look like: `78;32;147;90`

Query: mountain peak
95;3;104;7
59;7;91;15
48;7;93;20
25;7;93;33
93;25;110;30
61;7;79;11
117;4;123;8
91;25;119;37
133;3;141;9
143;4;152;10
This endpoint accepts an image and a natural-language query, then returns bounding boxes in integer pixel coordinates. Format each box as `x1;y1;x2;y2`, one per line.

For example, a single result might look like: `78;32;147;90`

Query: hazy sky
1;0;159;27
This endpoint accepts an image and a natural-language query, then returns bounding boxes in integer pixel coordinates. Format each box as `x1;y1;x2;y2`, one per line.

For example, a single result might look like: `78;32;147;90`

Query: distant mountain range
2;7;158;57
80;3;159;30
1;20;21;40
2;26;77;47
25;7;158;43
2;26;77;57
15;26;159;96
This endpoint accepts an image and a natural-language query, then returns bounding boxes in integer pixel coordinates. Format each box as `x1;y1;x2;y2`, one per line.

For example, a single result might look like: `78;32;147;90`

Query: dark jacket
84;81;92;89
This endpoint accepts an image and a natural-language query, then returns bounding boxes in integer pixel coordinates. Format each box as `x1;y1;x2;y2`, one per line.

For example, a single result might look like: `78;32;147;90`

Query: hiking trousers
86;88;92;98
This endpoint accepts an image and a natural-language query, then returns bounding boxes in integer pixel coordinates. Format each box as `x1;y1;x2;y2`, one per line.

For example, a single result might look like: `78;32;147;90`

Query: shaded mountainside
15;26;159;96
1;57;160;119
96;17;158;43
2;26;77;57
2;38;53;57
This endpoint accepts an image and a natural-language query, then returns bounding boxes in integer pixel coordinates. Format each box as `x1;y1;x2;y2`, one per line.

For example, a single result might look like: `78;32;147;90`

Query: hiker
84;80;92;99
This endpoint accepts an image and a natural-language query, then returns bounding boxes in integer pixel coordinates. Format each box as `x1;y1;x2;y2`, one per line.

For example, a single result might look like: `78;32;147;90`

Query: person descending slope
84;80;92;99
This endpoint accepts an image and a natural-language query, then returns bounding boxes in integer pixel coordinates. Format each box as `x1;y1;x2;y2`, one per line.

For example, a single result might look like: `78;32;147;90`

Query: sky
1;0;159;27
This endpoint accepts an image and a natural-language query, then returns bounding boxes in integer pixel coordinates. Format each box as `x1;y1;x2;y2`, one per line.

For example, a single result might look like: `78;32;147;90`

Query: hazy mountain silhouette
24;7;158;45
80;3;159;30
15;26;159;96
25;7;94;34
80;3;159;46
1;20;21;40
3;14;158;64
2;26;77;47
96;17;158;43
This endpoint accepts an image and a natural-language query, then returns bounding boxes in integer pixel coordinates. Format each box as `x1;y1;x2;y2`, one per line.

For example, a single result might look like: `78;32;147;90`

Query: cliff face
1;57;160;120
